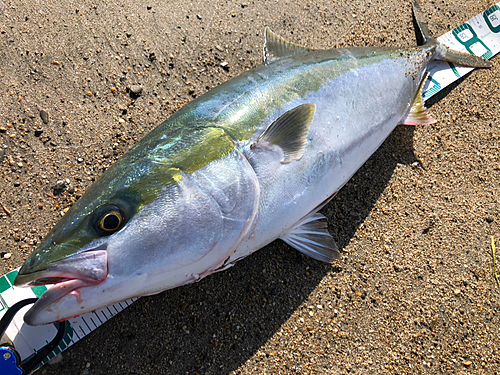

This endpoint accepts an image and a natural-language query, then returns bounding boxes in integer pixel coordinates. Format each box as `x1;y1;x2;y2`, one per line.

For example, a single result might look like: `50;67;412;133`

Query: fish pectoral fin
252;103;315;163
263;27;314;65
280;213;341;263
402;73;436;126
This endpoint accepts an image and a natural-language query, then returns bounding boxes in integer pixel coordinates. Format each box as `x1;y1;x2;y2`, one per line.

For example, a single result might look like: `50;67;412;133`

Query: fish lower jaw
23;277;106;326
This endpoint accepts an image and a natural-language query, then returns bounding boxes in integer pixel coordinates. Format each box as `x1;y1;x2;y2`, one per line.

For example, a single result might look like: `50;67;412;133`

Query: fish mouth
14;250;108;325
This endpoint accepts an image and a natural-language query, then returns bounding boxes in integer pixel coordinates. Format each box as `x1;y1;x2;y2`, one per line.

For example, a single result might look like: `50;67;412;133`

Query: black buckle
0;298;66;374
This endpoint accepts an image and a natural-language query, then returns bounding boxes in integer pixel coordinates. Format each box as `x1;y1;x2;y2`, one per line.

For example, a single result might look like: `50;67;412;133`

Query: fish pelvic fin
263;27;314;65
402;73;436;126
281;213;340;263
251;103;316;164
413;1;492;68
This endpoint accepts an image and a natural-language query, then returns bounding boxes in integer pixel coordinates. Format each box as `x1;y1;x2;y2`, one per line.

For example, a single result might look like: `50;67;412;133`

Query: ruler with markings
1;2;500;372
423;3;500;99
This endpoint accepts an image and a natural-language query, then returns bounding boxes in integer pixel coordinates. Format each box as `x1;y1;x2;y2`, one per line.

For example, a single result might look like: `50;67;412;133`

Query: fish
14;2;491;325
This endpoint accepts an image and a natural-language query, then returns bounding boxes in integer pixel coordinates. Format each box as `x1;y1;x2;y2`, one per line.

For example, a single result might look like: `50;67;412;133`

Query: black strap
0;298;38;337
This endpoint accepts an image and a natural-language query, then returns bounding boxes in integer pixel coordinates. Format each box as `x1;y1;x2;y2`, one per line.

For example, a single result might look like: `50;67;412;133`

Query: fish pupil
103;213;120;231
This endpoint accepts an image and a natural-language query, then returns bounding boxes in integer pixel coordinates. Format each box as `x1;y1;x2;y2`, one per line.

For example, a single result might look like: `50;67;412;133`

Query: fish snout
14;250;108;288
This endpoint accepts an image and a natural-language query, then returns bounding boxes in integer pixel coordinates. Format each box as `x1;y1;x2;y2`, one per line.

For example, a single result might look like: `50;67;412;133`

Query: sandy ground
1;0;499;374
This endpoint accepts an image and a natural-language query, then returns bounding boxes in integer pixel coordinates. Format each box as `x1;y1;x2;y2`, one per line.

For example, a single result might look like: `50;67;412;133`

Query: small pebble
3;253;11;259
53;180;67;194
130;85;143;95
40;110;49;124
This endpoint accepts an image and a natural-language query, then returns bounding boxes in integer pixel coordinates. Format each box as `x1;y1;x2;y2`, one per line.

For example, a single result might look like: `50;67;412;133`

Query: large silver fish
15;3;491;325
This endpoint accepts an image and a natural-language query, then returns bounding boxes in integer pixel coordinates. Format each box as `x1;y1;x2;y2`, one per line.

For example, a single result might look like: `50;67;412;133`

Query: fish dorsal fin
281;212;340;263
402;73;436;126
412;0;433;45
263;27;313;65
252;103;316;163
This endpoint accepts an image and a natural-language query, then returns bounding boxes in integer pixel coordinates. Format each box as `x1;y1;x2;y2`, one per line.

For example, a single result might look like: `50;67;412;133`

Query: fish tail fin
413;1;492;68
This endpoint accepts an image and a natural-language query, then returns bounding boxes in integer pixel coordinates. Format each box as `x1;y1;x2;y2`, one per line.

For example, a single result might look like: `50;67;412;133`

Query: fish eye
94;205;125;235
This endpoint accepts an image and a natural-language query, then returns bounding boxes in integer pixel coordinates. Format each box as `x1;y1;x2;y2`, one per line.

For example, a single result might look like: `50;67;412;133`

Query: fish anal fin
281;213;340;263
264;28;314;65
402;73;436;126
252;103;316;163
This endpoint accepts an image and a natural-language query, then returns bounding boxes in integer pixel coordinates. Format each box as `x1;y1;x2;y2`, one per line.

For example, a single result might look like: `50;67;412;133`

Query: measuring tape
1;3;499;373
423;4;500;99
